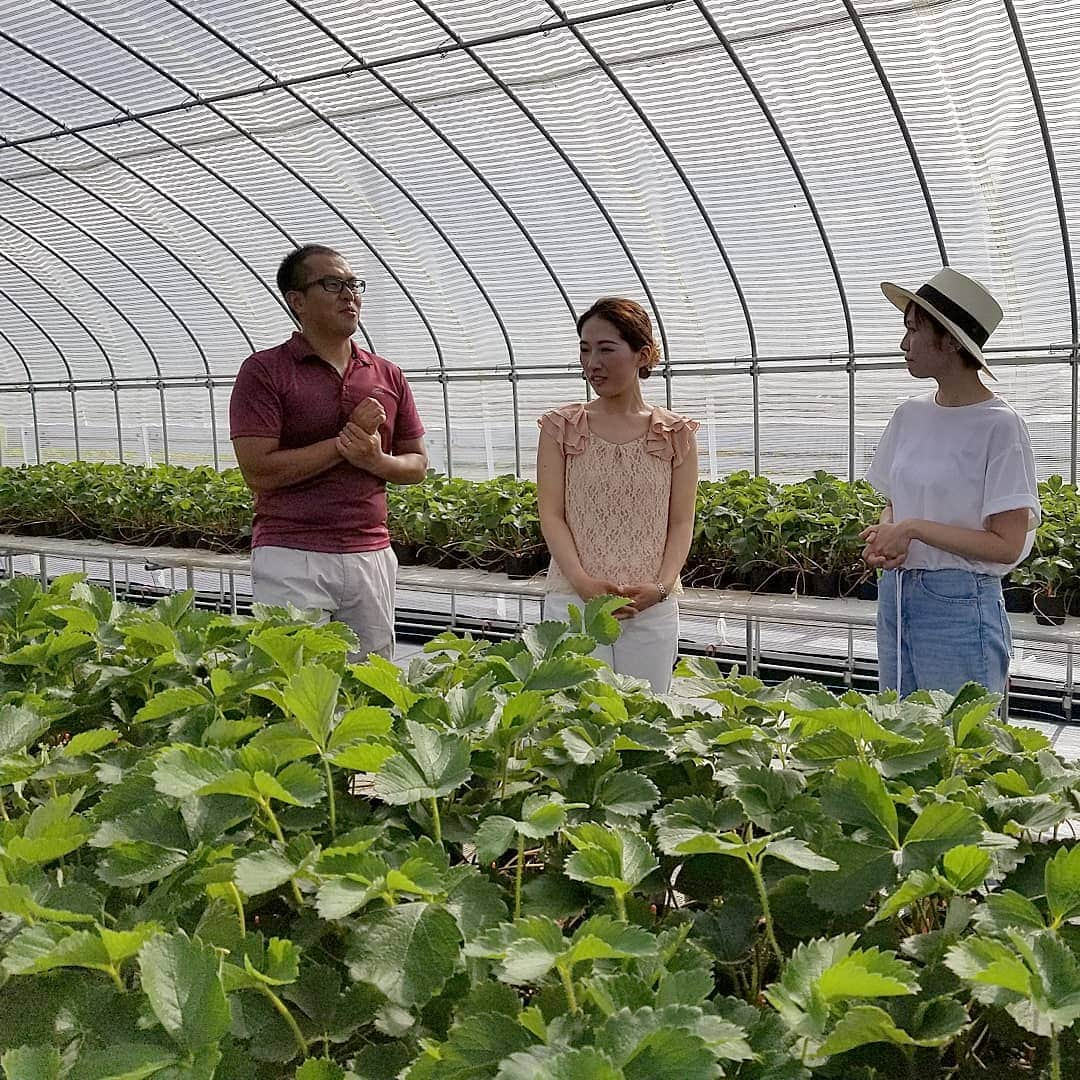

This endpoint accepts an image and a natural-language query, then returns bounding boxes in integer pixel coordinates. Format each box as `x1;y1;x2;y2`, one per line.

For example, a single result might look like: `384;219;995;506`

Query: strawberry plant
0;577;1078;1076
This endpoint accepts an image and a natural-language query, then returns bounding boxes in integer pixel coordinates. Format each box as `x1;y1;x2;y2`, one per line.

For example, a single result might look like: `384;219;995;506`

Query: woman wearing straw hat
860;268;1041;697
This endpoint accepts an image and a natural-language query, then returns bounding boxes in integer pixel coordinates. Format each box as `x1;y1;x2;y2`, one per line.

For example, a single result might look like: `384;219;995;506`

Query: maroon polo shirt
229;332;425;553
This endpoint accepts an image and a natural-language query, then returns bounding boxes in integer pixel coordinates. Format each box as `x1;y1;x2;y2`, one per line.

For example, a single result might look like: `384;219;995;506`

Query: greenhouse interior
1;1;1080;1077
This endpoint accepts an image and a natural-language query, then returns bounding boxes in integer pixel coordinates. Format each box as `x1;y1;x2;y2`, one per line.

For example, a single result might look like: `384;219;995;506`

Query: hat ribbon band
915;284;990;347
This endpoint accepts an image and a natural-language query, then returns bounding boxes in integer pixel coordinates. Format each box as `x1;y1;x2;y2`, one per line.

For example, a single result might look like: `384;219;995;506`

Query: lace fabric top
537;403;700;595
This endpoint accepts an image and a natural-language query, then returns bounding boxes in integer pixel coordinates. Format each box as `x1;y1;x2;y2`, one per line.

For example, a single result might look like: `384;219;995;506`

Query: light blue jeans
877;569;1011;697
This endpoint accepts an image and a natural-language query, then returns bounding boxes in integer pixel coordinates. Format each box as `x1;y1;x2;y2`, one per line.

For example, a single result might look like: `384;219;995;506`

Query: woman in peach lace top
536;298;699;693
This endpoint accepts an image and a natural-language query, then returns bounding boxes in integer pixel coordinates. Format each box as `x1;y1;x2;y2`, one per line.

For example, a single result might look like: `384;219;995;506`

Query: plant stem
258;983;308;1059
1050;1028;1061;1080
748;856;783;967
260;799;304;908
514;832;525;920
322;757;337;840
613;890;628;923
0;795;8;821
557;963;579;1013
227;881;246;936
429;797;442;845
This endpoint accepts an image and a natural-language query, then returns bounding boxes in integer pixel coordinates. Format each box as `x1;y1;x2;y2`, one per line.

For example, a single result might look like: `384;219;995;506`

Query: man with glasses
229;244;427;658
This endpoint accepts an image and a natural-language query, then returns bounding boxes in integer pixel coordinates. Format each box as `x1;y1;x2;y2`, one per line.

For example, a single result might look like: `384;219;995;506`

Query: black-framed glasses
303;275;366;295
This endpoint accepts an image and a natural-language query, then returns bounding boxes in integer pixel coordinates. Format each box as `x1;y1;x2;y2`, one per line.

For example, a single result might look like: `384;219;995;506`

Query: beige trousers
250;545;397;659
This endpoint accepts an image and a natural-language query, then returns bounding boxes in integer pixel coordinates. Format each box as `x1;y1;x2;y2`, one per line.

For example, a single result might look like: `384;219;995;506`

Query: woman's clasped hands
575;576;663;619
859;520;912;570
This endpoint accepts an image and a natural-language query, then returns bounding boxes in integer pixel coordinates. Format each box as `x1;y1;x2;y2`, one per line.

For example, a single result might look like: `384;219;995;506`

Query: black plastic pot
505;551;549;580
1003;583;1035;614
1034;588;1066;626
802;571;840;598
391;540;420;566
747;565;798;594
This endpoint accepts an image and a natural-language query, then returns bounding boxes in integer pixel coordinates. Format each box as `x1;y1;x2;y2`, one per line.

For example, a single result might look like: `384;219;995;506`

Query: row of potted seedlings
0;462;1073;621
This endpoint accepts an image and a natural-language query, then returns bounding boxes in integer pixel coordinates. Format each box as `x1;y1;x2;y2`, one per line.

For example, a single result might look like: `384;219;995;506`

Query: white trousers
250;545;397;659
542;592;679;694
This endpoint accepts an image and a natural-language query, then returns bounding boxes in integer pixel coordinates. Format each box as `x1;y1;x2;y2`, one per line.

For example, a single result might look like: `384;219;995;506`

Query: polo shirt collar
287;331;373;367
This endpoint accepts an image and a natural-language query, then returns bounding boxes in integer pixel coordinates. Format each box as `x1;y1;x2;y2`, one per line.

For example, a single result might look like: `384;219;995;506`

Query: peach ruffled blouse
538;403;700;596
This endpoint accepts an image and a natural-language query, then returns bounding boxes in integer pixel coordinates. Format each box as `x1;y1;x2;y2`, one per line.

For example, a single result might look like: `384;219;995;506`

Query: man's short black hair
276;245;342;301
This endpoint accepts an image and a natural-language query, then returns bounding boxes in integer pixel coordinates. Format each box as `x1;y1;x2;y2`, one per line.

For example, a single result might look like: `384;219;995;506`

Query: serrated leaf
0;706;52;756
283;664;340;748
807;841;896;914
821;760;899;848
653;797;744;855
519;795;569;840
138;930;230;1051
0;1045;61;1080
243;938;300;986
816;948;919;1000
419;1012;538;1079
60;728;120;758
329;706;394;750
818;1003;962;1056
3;924;111;977
153;745;231;799
765;837;838;872
564;824;658;898
76;1041;181;1079
1045;844;1080;928
350;655;420;712
584;595;629;646
134;687;211;724
475;816;518;864
901;802;984;873
96;842;189;887
347;902;461;1007
372;720;472;804
329;741;395;772
295;1061;346;1080
594;771;660;820
234;848;298;896
0;883;95;924
975;890;1047;932
522;655;596;693
942;845;992;893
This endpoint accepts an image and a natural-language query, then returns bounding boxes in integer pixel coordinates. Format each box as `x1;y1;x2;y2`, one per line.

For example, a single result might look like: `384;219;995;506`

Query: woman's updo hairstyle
577;297;661;379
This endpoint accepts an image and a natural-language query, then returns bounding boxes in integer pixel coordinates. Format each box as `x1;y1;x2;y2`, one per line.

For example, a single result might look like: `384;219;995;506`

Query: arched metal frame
410;0;675;407
1002;0;1078;483
0;0;1073;481
281;0;588;475
0;213;153;462
0;264;108;461
0;302;47;463
161;0;520;475
542;0;758;413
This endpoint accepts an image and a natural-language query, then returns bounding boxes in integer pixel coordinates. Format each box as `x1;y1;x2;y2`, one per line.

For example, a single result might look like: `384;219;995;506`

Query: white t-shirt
865;392;1041;575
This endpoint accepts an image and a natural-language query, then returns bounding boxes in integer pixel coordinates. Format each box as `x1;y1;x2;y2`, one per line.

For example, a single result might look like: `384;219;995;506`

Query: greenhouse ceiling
0;1;1077;435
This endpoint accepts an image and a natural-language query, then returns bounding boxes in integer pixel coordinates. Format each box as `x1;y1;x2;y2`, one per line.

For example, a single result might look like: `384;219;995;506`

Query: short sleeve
391;370;426;449
645;408;700;466
982;416;1041;530
229;357;283;440
865;412;899;498
537;404;588;456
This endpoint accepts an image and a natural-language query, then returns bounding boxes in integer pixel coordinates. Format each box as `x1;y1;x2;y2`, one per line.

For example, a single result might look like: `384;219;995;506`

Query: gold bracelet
655;580;668;602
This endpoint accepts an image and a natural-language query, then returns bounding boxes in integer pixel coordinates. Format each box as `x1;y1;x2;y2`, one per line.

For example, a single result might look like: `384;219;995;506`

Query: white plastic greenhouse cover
0;0;1077;481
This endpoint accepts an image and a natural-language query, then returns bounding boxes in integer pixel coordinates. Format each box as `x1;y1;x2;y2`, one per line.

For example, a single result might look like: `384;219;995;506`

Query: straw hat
881;267;1003;375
